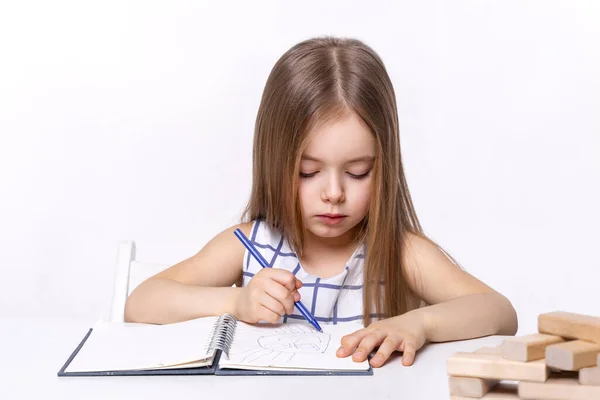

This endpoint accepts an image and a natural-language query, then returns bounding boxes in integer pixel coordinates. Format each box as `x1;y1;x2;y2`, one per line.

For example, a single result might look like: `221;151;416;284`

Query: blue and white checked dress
242;219;367;325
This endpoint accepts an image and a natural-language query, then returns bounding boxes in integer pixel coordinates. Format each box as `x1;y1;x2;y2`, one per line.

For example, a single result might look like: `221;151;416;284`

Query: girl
124;36;518;368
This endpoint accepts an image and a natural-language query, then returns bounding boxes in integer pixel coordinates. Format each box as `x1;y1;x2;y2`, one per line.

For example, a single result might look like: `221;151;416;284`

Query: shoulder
151;221;259;287
402;232;449;268
206;221;255;249
193;221;257;265
400;231;495;305
233;221;255;237
400;231;459;292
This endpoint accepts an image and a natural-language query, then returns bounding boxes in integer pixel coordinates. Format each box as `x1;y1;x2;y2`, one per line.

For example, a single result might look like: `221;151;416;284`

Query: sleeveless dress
241;219;371;326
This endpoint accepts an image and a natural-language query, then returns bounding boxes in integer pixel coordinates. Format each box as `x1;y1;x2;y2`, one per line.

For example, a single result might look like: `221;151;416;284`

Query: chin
310;229;346;238
306;221;355;239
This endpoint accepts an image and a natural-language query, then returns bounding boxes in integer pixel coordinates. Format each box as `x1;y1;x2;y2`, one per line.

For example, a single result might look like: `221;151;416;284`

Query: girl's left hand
336;310;428;367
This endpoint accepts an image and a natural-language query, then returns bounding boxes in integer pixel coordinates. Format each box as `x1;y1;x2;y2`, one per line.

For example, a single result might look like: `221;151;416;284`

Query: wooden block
539;311;600;344
450;382;518;400
501;333;564;361
519;377;600;399
580;367;600;386
449;375;499;397
447;352;548;382
447;346;503;397
545;340;600;371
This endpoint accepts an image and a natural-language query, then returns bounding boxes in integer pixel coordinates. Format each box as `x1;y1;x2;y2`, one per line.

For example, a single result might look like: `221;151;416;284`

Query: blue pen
233;228;323;333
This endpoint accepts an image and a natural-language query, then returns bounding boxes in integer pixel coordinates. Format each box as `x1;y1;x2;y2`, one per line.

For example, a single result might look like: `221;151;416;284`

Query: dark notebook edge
56;326;374;377
215;366;373;376
56;327;218;377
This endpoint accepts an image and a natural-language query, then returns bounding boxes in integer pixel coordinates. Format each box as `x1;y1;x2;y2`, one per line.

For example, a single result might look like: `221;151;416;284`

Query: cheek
351;180;372;211
297;182;313;210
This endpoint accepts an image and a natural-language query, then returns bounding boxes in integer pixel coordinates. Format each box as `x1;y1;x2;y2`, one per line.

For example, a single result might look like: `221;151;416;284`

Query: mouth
316;214;347;225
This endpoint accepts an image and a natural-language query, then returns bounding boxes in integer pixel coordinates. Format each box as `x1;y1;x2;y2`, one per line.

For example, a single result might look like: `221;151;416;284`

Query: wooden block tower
446;311;600;399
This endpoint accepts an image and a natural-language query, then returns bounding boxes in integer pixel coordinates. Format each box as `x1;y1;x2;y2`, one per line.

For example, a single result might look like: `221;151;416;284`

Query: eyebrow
301;155;375;163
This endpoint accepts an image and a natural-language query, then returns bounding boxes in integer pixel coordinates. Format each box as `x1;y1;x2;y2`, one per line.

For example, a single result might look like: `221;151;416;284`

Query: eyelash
299;171;371;180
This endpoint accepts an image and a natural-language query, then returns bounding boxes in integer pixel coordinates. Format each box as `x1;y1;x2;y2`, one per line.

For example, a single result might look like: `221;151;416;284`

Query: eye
347;170;371;180
300;171;318;179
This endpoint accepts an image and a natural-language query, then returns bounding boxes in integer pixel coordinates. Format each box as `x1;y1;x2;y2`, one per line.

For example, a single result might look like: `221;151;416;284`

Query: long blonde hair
243;36;426;325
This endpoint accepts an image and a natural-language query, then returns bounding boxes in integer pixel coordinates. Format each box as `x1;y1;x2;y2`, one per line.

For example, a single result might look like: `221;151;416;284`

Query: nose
321;174;345;204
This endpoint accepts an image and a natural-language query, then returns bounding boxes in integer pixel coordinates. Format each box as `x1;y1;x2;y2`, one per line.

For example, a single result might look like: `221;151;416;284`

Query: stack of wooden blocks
447;311;600;399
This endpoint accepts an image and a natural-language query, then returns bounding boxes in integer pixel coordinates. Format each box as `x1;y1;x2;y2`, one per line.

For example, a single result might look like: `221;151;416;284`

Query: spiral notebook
57;314;373;376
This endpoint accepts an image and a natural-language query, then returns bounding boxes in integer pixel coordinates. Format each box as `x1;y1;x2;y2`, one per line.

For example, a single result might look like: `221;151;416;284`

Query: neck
302;225;360;260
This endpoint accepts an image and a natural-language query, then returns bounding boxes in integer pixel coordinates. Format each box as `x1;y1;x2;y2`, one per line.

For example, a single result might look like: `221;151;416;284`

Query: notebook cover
57;328;218;377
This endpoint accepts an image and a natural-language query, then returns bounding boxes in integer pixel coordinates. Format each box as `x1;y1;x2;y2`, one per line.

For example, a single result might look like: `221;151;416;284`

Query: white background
1;0;598;335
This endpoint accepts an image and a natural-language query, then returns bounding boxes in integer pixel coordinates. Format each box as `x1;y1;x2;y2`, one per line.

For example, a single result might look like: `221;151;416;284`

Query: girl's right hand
234;268;302;323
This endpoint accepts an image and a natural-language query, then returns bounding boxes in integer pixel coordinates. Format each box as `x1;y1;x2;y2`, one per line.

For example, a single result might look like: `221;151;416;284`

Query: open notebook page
219;321;370;371
65;316;219;373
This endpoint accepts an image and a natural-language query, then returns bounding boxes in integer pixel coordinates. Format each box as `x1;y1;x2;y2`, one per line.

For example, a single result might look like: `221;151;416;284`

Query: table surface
0;318;509;400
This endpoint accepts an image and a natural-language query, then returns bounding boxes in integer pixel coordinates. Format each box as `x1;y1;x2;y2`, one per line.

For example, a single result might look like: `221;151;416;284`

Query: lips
316;214;347;225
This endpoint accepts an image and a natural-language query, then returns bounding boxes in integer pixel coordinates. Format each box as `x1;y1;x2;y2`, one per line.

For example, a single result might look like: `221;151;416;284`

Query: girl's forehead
302;112;375;161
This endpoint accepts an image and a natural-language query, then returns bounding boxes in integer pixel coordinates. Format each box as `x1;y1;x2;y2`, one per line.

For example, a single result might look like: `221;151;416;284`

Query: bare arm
404;234;518;342
123;223;252;324
336;233;518;368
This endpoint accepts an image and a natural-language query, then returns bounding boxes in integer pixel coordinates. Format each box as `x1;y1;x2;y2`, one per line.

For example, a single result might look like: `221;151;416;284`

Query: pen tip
319;329;323;333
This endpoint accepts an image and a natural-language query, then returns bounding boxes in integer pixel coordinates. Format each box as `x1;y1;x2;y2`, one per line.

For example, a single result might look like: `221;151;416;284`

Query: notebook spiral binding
205;313;238;359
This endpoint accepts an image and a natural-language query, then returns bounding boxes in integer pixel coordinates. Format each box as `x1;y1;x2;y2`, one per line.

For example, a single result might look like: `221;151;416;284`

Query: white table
1;318;509;399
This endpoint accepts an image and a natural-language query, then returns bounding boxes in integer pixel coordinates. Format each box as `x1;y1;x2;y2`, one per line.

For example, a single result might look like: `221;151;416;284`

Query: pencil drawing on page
230;324;331;364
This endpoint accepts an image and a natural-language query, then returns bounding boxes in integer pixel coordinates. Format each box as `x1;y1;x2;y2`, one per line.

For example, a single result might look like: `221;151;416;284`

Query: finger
262;278;292;301
265;269;298;292
370;336;401;368
258;292;286;318
258;307;282;324
401;336;418;366
352;329;387;362
398;341;405;352
263;279;295;314
281;294;295;315
290;289;301;303
336;328;369;358
295;278;303;289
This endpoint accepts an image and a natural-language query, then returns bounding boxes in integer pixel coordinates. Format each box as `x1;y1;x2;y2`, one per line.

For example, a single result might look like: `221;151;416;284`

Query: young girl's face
298;111;375;243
